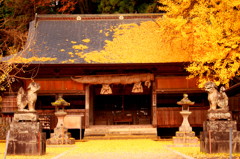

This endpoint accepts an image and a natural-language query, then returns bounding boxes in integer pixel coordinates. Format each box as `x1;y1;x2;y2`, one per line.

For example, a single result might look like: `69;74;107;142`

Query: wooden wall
156;76;199;91
157;107;208;128
229;95;240;111
1;95;17;113
25;78;84;94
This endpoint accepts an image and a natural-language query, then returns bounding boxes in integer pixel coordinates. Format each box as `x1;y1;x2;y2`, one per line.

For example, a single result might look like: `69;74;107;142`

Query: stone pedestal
200;120;240;153
179;111;192;132
207;111;231;121
173;131;199;145
46;111;75;145
7;111;46;155
173;111;198;145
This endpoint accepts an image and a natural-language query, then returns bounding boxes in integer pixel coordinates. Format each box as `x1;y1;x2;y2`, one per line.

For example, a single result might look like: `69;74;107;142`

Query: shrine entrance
72;73;156;128
92;84;152;125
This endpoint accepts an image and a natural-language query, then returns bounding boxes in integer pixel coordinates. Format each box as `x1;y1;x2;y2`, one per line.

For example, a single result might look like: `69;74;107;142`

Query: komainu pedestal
200;120;240;153
7;111;46;155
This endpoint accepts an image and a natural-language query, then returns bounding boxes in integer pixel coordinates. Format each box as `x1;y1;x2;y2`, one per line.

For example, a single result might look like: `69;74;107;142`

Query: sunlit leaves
1;140;240;158
158;0;240;87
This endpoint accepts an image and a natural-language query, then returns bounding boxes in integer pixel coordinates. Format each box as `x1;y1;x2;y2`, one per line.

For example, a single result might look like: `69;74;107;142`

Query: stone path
51;140;194;159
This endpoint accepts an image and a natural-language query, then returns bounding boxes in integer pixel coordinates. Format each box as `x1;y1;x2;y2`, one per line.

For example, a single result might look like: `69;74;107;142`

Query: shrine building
1;14;239;139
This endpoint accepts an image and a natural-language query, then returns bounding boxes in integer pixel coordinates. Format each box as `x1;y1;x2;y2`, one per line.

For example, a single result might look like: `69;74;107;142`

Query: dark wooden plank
157;107;208;128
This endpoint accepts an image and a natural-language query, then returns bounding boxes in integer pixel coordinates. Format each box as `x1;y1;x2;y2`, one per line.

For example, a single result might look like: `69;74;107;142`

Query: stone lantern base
46;111;75;145
46;127;75;145
173;131;199;146
173;110;199;146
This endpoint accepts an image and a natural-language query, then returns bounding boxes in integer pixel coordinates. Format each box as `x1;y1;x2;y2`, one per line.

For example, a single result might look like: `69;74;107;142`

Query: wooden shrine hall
3;14;239;139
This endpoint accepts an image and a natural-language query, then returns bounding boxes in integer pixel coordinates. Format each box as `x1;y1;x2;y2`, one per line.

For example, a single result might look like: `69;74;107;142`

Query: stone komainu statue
17;82;40;111
204;81;229;111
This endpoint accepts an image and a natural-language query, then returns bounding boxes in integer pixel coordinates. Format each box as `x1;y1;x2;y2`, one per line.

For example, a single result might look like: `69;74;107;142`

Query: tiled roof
4;14;163;64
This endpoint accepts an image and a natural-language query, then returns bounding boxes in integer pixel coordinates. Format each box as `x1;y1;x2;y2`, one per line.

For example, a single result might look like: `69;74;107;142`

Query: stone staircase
84;125;158;140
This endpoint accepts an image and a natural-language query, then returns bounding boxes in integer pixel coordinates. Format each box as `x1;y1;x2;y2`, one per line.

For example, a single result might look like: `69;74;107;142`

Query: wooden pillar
152;81;157;127
89;85;94;125
85;85;90;128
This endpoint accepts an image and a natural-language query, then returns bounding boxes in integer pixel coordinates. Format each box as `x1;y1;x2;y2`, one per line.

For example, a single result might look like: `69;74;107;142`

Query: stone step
84;125;157;140
84;134;159;140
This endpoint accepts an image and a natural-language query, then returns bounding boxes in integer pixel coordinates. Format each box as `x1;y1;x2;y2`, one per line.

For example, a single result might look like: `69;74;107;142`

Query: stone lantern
177;94;194;132
51;94;70;128
173;94;198;146
46;94;75;145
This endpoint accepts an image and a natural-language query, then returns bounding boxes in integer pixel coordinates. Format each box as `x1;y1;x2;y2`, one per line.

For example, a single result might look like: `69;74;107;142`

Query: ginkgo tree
158;0;240;87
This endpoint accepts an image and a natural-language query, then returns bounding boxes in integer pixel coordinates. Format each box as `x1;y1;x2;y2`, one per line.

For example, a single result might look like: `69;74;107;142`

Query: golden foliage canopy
158;0;240;87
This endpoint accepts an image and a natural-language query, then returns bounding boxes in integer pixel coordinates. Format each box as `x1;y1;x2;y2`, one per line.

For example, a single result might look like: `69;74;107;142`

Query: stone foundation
7;112;46;155
173;131;199;145
46;126;75;145
200;120;240;153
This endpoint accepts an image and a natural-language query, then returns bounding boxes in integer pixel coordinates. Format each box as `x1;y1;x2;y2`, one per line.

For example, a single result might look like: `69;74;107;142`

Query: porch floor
84;125;158;140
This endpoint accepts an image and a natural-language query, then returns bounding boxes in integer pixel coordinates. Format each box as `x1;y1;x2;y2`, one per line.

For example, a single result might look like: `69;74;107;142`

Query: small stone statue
17;82;40;112
204;81;229;112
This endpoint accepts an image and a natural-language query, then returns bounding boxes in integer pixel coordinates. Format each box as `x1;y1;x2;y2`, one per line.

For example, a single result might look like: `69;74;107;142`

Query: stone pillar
179;111;192;132
7;111;46;155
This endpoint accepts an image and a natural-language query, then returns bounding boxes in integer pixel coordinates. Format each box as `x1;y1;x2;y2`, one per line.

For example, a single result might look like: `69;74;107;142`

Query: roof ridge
36;13;163;21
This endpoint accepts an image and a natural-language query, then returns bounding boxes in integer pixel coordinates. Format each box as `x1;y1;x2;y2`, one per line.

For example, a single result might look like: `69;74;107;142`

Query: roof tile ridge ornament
119;15;124;20
76;16;81;21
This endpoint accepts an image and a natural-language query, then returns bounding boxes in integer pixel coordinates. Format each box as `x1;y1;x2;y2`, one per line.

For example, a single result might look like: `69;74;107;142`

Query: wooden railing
37;109;86;129
157;107;208;128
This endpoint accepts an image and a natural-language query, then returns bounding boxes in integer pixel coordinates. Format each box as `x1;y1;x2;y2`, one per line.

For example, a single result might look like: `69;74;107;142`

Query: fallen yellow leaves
171;146;240;159
70;41;77;44
79;19;195;63
82;39;90;43
7;56;57;63
1;139;240;159
69;140;170;154
72;44;89;50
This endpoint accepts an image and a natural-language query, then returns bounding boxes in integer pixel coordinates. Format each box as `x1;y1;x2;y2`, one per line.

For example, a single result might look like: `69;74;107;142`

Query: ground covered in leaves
0;139;240;159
